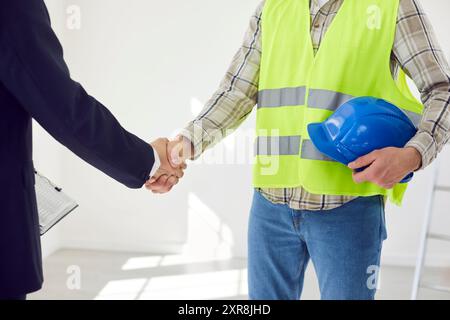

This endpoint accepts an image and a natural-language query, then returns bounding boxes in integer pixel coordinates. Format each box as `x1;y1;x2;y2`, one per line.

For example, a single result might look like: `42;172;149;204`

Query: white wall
44;0;260;257
38;0;450;265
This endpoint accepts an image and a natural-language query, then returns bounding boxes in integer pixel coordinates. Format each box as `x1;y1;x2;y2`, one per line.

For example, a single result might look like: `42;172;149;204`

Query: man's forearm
179;1;264;159
0;0;156;188
396;0;450;169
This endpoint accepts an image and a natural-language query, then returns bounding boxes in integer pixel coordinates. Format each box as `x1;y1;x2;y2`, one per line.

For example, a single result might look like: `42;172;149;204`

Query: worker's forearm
395;0;450;169
180;88;258;160
180;1;264;159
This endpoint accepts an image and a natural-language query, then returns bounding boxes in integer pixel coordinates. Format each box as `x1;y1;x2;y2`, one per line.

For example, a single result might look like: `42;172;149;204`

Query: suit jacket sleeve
0;0;155;188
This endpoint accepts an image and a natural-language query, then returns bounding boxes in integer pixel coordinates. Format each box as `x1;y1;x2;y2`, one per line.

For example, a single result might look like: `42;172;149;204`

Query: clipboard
34;171;79;236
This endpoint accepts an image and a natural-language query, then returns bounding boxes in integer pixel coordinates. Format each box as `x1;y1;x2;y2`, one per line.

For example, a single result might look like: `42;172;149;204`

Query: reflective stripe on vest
307;89;353;111
300;140;335;162
255;136;302;156
255;136;337;162
257;88;422;127
257;86;307;108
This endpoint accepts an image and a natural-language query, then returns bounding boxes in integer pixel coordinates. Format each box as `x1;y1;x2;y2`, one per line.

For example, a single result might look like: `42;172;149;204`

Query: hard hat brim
307;123;350;165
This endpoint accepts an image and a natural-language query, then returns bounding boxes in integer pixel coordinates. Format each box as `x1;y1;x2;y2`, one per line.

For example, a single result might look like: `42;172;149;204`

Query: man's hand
167;135;194;167
146;138;185;194
348;147;422;189
145;136;193;194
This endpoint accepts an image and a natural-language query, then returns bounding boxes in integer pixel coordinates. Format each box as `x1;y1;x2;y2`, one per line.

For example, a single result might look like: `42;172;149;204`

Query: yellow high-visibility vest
254;0;423;205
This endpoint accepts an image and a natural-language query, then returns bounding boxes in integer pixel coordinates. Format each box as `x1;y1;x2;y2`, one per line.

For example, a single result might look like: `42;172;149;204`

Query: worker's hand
144;136;193;194
167;135;194;168
146;138;186;194
348;147;422;189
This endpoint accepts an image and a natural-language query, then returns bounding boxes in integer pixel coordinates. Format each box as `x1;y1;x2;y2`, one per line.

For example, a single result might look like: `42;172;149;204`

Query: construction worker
148;0;450;300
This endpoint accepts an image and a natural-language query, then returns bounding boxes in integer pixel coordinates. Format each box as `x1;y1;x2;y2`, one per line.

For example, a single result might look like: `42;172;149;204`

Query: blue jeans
248;191;387;300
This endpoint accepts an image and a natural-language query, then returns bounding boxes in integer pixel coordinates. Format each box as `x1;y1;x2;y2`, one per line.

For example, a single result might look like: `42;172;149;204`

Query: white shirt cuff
149;146;160;177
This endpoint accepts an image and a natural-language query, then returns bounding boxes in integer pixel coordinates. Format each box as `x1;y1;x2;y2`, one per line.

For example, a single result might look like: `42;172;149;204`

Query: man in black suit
0;0;182;299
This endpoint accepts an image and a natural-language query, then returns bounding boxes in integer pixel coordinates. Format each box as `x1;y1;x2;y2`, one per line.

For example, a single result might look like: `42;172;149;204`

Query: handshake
146;136;194;193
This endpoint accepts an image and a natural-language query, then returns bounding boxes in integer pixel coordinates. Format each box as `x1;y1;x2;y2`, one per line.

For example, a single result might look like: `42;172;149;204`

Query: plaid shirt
181;0;450;211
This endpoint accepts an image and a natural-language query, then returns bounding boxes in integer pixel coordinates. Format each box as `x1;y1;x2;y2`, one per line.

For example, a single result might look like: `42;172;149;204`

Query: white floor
29;249;450;300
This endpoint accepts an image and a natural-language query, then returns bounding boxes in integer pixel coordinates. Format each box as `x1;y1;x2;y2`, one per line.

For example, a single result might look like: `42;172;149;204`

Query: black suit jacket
0;0;155;296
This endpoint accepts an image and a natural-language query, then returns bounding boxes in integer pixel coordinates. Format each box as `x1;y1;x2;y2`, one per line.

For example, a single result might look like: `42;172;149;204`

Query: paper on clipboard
34;171;78;235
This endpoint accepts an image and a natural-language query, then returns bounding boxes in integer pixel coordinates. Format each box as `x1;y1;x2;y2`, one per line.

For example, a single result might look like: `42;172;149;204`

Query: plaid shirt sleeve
399;0;450;169
179;1;264;159
182;0;450;171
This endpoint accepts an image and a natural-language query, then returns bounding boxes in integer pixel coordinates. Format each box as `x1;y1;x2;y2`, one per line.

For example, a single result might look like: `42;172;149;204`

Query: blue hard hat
307;97;418;182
